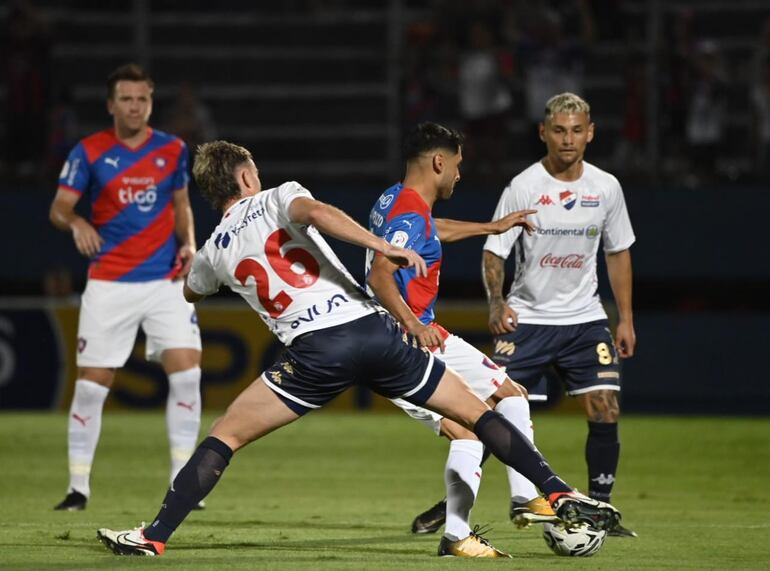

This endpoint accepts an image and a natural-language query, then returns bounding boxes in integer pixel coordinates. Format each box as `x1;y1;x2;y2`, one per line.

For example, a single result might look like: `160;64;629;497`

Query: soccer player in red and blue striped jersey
49;64;203;511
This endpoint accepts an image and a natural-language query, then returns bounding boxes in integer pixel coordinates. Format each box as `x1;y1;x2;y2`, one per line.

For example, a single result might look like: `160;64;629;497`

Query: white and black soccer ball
542;522;607;557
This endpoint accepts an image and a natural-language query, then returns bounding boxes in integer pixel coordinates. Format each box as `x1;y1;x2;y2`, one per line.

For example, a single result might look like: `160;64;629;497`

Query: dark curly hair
403;122;464;161
193;141;253;210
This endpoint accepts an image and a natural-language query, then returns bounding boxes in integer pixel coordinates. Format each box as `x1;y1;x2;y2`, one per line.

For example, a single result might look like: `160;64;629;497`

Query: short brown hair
193;141;253;210
107;63;154;100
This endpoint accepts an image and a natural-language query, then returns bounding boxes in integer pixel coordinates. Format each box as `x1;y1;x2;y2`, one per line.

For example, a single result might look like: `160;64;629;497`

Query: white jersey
187;181;377;344
484;161;635;325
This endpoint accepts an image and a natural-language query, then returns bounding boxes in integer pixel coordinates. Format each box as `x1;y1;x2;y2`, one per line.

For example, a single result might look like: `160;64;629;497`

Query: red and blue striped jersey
58;128;189;282
366;183;442;325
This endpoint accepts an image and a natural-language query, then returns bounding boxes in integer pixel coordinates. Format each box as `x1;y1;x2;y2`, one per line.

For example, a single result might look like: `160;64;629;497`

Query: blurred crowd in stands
3;0;770;189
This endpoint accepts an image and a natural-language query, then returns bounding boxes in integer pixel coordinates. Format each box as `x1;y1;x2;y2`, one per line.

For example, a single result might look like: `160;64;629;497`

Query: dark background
1;0;769;413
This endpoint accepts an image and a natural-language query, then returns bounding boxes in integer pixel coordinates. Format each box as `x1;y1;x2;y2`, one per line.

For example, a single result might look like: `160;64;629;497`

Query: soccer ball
542;522;606;557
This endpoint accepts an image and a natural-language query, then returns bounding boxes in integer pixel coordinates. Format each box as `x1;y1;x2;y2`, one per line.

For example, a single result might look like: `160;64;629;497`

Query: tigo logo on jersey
379;193;394;209
118;181;158;213
559;190;577;210
536;194;554;206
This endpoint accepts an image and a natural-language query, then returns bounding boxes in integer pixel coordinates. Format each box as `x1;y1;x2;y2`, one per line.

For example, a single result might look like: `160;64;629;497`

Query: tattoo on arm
483;252;506;302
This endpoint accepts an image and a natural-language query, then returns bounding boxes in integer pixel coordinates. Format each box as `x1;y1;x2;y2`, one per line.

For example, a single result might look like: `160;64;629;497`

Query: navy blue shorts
491;320;620;400
262;312;446;415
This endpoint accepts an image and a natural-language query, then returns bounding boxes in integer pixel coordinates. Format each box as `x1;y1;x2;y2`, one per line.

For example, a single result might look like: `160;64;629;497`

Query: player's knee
487;378;527;406
439;418;478;440
77;367;116;386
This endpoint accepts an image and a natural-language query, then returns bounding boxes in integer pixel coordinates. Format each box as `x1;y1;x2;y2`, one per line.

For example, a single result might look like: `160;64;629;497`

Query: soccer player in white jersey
482;92;637;537
95;140;621;558
366;123;560;555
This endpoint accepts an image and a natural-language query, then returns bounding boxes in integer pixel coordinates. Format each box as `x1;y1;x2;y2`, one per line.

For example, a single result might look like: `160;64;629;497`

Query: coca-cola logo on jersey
539;253;585;269
118;176;157;213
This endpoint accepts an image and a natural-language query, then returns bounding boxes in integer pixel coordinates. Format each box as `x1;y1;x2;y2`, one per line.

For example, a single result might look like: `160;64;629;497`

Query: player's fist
172;244;196;280
489;300;518;335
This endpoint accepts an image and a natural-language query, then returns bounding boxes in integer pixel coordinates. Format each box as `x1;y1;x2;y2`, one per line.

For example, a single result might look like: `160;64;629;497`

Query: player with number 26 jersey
187;181;378;345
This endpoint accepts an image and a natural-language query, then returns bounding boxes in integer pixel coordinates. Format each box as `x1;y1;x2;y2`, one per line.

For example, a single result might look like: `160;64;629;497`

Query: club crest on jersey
155;157;167;169
559;190;577;210
379;193;394;209
536;194;554;206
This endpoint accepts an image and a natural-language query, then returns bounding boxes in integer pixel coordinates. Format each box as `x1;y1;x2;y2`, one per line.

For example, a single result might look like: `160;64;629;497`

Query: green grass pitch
1;411;768;570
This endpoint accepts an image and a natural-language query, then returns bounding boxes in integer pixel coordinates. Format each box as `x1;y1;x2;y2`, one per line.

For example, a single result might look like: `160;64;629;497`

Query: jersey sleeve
172;141;190;191
383;213;426;251
483;179;524;259
273;181;314;224
186;249;220;296
57;143;90;195
602;177;636;253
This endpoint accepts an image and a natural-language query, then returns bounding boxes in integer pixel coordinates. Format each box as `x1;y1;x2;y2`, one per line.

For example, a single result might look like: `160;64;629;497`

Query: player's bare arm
172;187;196;279
605;249;636;358
367;255;446;353
288;197;428;277
49;188;104;258
482;250;518;334
435;210;537;243
182;281;206;304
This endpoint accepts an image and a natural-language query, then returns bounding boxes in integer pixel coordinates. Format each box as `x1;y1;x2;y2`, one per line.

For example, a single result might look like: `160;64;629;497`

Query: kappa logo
494;340;516;356
270;371;282;385
559;190;577;210
536;194;554;206
104;156;120;169
379;193;394;209
281;362;294;375
591;473;615;485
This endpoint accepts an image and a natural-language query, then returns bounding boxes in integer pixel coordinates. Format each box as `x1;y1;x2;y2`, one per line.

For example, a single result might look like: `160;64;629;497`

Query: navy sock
585;421;619;502
144;437;233;543
474;410;571;496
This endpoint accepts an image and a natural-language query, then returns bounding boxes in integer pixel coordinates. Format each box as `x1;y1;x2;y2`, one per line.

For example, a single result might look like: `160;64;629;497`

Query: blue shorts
491;320;620;400
262;312;446;415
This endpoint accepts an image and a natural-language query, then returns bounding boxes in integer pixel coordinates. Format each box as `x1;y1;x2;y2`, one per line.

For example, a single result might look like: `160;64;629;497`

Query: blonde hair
544;92;591;122
193;141;253;210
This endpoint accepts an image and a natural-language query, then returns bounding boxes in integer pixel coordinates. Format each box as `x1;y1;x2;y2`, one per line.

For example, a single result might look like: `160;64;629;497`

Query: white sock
495;396;539;503
444;439;484;541
67;379;110;497
166;367;202;482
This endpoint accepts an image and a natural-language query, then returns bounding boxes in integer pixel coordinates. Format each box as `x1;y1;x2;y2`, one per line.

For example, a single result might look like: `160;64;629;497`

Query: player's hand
408;322;446;353
489;300;518;335
173;244;196;280
70;217;103;258
381;243;428;277
490;209;537;236
614;320;636;358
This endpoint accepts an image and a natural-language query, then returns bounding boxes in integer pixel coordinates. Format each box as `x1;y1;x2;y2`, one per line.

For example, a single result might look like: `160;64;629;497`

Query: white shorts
390;333;508;435
76;279;202;368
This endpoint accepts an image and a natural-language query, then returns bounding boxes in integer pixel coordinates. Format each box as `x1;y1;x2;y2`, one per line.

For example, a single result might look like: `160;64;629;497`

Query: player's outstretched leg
96;379;300;555
423;368;621;531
